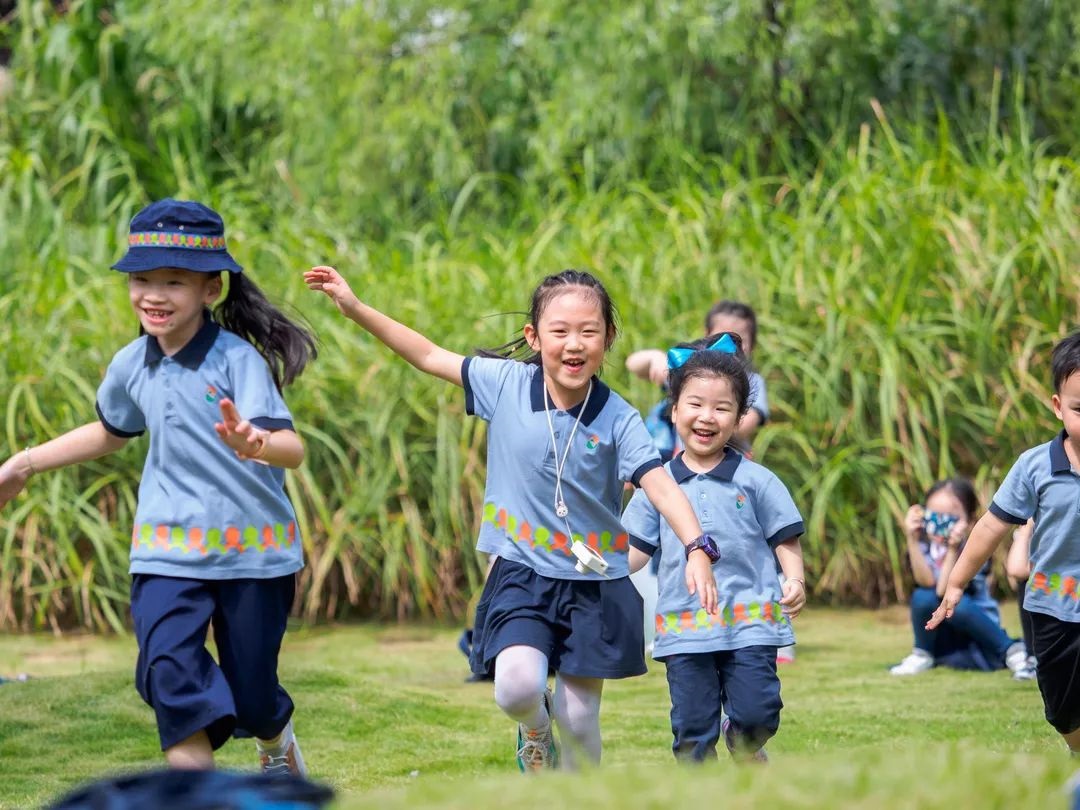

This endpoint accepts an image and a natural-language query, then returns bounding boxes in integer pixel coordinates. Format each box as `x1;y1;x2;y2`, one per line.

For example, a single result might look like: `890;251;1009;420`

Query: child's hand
304;265;360;314
946;517;969;549
685;551;718;614
648;354;670;387
0;452;33;508
925;585;963;630
214;399;270;460
780;578;806;619
903;505;924;541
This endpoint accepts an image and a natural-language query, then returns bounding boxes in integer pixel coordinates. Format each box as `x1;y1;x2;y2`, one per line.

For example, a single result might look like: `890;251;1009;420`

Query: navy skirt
469;557;646;679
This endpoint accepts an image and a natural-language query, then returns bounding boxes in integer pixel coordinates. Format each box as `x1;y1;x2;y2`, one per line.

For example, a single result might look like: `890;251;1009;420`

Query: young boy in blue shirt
929;331;1080;753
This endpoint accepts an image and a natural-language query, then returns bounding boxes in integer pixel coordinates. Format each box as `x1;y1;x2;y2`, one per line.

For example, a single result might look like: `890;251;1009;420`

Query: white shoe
516;689;558;772
889;648;934;675
1005;641;1029;676
1013;655;1037;681
256;719;307;777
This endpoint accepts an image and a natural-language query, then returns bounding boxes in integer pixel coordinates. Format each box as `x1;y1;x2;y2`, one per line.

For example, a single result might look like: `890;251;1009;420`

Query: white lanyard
543;379;592;520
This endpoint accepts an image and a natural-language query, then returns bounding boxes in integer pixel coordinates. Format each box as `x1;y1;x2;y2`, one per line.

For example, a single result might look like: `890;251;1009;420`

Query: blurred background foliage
1;0;1079;630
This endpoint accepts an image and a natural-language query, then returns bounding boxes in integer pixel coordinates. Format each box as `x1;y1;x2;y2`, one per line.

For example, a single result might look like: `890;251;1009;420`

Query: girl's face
671;373;740;464
706;313;754;356
128;268;221;353
524;289;610;407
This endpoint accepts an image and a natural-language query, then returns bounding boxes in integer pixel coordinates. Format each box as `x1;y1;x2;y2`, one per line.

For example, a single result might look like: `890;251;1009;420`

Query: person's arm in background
1005;519;1033;587
902;504;936;588
626;349;669;387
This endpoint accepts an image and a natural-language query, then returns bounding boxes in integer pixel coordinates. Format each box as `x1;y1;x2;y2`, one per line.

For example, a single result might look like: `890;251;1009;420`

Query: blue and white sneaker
257;719;307;777
1013;655;1037;681
516;688;558;772
722;716;768;763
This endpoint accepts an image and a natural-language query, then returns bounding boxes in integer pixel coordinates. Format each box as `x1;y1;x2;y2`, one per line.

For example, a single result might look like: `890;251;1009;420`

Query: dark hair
704;300;757;350
213;273;317;390
668;332;752;418
480;269;618;364
1052;331;1080;392
924;478;979;521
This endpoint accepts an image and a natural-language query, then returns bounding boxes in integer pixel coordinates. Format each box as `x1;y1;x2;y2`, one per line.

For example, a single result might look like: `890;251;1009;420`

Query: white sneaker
516;688;558;772
1013;655;1037;681
889;648;934;675
257;719;307;777
776;645;795;665
1005;641;1029;676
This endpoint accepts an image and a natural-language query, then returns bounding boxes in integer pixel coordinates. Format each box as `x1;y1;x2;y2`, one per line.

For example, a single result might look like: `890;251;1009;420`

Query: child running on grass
0;199;316;774
928;331;1080;754
622;334;805;763
304;265;719;771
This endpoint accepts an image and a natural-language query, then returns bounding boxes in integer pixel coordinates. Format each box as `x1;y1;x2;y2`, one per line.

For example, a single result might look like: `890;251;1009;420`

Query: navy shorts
131;574;296;751
1030;611;1080;734
665;646;782;761
469;557;646;679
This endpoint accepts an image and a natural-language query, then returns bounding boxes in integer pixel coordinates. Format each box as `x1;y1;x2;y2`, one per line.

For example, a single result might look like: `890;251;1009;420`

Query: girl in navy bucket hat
0;199;317;775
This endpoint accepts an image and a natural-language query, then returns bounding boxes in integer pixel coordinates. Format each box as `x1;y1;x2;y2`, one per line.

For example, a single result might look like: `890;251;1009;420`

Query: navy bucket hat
112;198;244;274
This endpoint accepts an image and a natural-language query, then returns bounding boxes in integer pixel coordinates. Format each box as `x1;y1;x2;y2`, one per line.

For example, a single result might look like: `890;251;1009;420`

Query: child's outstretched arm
215;399;304;468
0;423;130;507
625;349;668;386
926;511;1012;629
304;265;464;386
638;466;718;613
776;538;806;619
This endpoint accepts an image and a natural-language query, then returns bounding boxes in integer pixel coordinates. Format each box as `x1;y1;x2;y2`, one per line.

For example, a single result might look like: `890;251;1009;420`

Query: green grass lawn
0;606;1071;809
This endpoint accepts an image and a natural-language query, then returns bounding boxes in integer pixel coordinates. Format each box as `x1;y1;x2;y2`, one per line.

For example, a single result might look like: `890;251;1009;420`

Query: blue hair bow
667;333;738;370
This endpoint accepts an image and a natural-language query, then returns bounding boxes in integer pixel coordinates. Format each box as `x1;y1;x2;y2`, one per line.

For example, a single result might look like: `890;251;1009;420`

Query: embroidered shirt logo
205;385;219;403
584;434;600;453
735;493;746;510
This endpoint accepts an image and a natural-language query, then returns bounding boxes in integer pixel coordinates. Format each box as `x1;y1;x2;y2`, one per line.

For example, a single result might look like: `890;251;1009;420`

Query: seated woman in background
890;478;1028;676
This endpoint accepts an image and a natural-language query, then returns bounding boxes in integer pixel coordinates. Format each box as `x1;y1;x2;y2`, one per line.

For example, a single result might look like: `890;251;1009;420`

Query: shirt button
699;492;706;499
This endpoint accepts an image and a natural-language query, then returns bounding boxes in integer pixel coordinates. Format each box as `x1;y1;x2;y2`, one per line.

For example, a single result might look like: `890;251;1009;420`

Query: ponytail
214;273;317;390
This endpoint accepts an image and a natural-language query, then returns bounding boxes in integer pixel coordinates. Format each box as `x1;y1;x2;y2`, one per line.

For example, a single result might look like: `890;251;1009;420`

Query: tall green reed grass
2;0;1079;628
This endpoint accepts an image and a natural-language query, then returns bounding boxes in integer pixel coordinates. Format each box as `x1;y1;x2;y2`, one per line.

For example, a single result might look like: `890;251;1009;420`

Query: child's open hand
685;551;719;614
925;585;963;630
214;399;269;461
780;578;806;619
304;266;359;314
0;452;32;508
946;517;969;549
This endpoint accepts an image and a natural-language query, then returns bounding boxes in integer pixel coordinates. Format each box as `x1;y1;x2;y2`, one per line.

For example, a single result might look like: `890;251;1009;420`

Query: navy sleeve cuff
96;402;144;438
988;501;1027;525
630;457;664;487
765;521;805;548
629;536;657;556
461;356;475;416
250;417;295;432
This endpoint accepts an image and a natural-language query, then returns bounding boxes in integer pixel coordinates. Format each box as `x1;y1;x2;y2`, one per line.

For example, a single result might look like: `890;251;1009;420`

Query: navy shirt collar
143;313;220;370
669;448;743;483
1050;429;1072;474
529;369;611;426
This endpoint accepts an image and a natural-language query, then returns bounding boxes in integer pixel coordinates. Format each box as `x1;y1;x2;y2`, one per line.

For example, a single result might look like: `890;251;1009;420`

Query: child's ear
1052;392;1064;420
204;274;224;304
523;323;540;352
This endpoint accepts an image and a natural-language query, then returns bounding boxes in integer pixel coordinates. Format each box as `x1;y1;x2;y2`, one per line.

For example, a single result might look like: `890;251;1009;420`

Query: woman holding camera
890;478;1028;676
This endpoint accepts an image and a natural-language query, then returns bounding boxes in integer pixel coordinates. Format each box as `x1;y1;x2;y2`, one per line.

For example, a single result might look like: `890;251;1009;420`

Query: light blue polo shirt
622;450;804;656
989;430;1080;622
96;316;303;580
462;356;663;580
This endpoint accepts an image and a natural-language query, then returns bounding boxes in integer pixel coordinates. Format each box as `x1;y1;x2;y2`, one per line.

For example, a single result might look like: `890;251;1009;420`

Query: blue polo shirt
989;430;1080;623
621;450;804;656
96;317;303;580
462;356;663;580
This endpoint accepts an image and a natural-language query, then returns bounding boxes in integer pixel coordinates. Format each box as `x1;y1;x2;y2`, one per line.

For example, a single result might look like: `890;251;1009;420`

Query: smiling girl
0;199;317;774
622;334;805;763
305;266;718;771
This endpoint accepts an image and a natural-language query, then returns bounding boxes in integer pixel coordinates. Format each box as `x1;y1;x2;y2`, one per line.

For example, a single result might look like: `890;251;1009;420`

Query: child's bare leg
551;673;604;768
165;729;213;769
1063;727;1080;754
